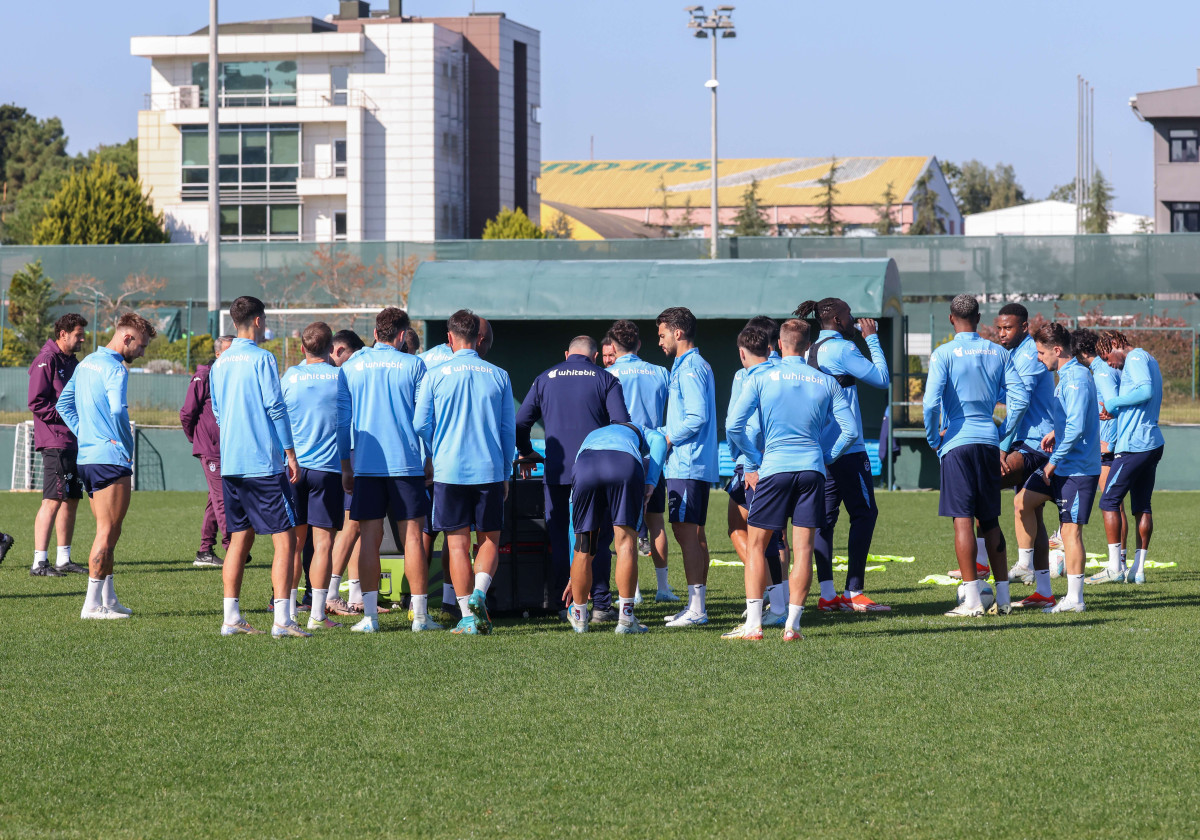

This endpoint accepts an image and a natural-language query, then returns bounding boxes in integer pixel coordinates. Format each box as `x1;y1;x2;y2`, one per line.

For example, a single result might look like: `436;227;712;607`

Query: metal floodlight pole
207;0;221;338
687;6;734;259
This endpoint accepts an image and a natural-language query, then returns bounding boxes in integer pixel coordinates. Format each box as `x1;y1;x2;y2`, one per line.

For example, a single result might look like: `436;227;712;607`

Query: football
956;582;995;609
1048;549;1066;578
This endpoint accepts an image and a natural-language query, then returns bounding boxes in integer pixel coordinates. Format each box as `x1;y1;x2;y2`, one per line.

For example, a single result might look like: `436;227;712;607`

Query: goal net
10;420;139;491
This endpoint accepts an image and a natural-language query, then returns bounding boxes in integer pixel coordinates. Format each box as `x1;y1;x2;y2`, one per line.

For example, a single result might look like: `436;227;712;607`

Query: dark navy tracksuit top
515;353;631;485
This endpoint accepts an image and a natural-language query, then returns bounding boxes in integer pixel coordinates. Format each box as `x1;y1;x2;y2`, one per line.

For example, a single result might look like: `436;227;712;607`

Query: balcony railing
299;161;347;180
144;88;373;111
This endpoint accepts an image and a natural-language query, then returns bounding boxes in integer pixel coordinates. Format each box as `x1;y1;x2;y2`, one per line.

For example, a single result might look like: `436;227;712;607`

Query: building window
218;204;301;242
1169;202;1200;232
334;211;347;241
181;124;300;199
1170;129;1200;163
334;139;347;177
331;66;349;106
192;60;297;107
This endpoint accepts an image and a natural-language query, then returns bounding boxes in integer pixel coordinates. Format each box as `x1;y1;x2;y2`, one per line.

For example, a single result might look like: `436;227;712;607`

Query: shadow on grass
841;616;1115;637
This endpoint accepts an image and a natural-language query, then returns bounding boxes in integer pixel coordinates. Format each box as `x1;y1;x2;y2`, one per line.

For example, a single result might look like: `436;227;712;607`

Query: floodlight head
694;29;707;37
684;4;703;11
721;30;736;37
705;79;719;88
715;4;735;11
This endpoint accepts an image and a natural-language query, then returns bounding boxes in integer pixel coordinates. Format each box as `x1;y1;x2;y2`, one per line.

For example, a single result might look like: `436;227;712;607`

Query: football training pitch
1;490;1197;839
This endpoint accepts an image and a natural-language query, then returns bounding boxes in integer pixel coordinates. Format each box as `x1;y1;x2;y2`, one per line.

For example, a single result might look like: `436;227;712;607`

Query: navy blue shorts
78;464;132;497
295;468;345;530
422;486;438;536
1024;470;1099;524
1100;446;1164;514
351;475;428;522
223;473;297;535
646;476;666;515
747;470;825;530
727;467;748;508
667;478;710;526
571;449;645;534
1101;450;1115;466
1013;442;1050;478
938;443;1001;520
433;482;505;533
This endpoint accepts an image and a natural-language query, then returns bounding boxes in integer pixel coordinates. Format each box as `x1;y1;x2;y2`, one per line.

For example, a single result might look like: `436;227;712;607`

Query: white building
132;2;540;243
963;200;1153;236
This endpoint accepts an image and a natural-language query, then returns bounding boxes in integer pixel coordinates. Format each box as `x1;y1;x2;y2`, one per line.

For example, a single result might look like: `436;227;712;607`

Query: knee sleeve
765;550;783;585
573;531;596;555
978;517;1000;534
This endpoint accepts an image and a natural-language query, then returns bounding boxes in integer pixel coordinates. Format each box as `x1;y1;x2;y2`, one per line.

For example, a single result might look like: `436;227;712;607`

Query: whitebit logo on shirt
446;363;490;374
442;365;454;376
549;369;595;379
769;371;781;381
954;345;996;358
953;347;963;358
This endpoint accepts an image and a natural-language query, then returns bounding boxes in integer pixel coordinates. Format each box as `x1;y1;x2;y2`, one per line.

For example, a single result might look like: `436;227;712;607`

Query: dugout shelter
409;257;904;448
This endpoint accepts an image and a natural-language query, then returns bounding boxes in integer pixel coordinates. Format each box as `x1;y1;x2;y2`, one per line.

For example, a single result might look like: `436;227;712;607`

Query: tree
63;272;167;326
942;159;1027;215
380;254;421;307
987;163;1026;210
1046;182;1076;203
482;206;544;239
907;171;947;235
873;181;899;236
301;246;384;306
543;210;573;239
808;157;842;236
1;167;68;244
7;260;65;362
673;195;697;239
731;178;771;237
3;114;68;198
80;139;138;181
1083;170;1115;234
33;161;168;245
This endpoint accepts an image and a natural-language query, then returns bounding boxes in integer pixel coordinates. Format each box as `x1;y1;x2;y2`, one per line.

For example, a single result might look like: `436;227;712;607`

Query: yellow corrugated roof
539;157;933;209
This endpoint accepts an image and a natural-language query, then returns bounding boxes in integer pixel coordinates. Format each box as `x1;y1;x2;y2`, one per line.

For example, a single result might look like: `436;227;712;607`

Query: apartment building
1131;71;1200;233
131;1;539;242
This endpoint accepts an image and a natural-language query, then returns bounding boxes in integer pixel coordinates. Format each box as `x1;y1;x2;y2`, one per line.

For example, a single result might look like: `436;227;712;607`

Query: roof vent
337;1;369;19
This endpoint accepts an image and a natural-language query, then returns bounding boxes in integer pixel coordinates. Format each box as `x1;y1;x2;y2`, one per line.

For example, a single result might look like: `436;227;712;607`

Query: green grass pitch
1;489;1198;839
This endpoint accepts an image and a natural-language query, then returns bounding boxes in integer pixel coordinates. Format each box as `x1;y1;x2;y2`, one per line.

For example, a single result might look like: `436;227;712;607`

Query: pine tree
33;161;168;245
809;157;842;236
732;178;771;237
7;260;65;362
907;171;947;235
873;181;898;236
482;206;544;239
673;195;697;239
1083;170;1114;234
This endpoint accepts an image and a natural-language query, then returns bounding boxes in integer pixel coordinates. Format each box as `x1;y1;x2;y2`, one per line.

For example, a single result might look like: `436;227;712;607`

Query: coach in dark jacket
180;336;233;566
27;314;88;576
516;336;630;618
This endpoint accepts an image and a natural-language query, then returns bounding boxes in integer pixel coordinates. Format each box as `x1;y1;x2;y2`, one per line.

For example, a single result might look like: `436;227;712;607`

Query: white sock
289;588;298;622
994;579;1010;606
457;595;470;616
1034;569;1052;598
1121;547;1127;566
786;603;803;631
618;597;635;623
1132;548;1147;577
442;582;455;603
963;579;983;609
412;593;428;619
655;566;670;591
634;585;642;602
1067;573;1084;605
33;549;48;570
745;598;763;629
84;578;104;611
103;575;117;607
348;578;362;604
765;583;785;614
223;597;241;625
818;579;837;601
570;601;588;622
474;572;493;594
1017;548;1035;570
56;545;72;567
312;588;328;621
329;574;343;597
697;583;707;613
1107;543;1122;574
362;590;379;620
273;599;290;625
975;538;988;568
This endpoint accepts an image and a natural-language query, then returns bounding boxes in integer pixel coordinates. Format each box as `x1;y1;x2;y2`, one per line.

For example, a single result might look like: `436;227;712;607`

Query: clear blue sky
2;0;1194;215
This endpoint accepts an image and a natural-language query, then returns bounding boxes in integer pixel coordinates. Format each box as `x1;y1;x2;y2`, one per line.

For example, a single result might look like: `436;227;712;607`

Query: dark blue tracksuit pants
546;483;613;611
813;451;879;593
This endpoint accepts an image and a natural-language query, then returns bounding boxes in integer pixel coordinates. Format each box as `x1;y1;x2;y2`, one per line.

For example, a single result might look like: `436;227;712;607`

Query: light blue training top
810;329;890;457
726;355;856;478
210;338;294;478
419;342;455;372
577;422;669;488
1000;333;1055;451
922;331;1029;457
606;353;669;428
337;343;426;477
1089;357;1120;448
56;346;132;468
415;348;516;484
726;357;778;469
657;347;719;482
1047;358;1101;476
1106;347;1165;454
281;360;350;473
